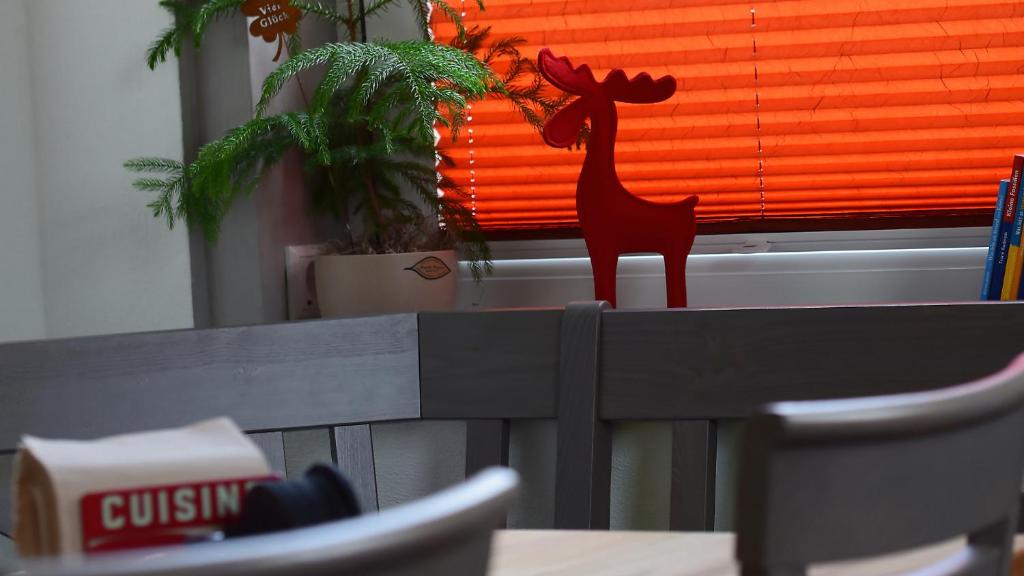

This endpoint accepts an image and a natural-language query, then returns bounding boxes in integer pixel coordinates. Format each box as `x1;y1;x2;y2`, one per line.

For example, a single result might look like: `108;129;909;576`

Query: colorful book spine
1004;194;1024;300
1017;228;1024;298
989;155;1024;300
982;180;1009;299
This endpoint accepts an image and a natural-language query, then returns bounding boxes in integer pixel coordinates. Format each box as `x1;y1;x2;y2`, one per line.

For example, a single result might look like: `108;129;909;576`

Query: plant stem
358;134;384;239
352;69;385;241
284;40;352;239
345;0;358;41
339;2;384;246
358;0;368;42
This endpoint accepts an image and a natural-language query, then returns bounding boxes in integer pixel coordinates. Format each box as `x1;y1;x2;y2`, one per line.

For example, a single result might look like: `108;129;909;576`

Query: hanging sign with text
241;0;302;61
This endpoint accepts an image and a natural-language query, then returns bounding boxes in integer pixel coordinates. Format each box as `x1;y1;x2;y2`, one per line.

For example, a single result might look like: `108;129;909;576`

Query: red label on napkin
80;475;275;553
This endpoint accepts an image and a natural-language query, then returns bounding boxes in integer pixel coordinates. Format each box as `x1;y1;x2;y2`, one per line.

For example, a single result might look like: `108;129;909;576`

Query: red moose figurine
539;48;699;308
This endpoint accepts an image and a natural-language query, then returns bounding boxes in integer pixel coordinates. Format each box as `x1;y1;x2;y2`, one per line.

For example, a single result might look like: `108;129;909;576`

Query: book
1016;217;1024;299
982;179;1009;299
988;155;1024;300
1006;183;1024;300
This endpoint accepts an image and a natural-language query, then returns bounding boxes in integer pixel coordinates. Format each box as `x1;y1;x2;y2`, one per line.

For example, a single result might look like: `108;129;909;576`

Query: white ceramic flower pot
314;250;458;318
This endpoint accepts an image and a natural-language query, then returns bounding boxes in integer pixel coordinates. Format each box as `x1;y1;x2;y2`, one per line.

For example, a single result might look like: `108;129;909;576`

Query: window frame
482;225;991;261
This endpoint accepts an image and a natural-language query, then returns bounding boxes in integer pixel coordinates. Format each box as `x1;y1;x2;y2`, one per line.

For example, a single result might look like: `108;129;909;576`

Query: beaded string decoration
751;6;767;217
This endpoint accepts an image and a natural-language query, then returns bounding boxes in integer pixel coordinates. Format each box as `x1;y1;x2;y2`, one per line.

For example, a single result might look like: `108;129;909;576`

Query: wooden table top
489;531;1023;576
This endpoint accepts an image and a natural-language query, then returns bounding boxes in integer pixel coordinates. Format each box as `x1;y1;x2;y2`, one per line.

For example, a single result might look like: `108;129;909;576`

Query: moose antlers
602;69;677;103
538;48;676;103
538;48;598;95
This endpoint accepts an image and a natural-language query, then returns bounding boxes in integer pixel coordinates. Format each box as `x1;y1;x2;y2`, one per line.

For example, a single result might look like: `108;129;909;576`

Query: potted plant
127;0;569;316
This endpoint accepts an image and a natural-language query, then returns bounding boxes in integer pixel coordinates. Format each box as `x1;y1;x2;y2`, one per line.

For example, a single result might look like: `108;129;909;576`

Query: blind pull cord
752;6;767;220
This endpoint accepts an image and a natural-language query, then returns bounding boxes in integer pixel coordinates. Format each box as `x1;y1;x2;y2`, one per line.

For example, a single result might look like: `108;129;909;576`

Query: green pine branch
147;0;193;69
291;0;355;26
132;0;579;280
258;40;492;143
192;0;247;43
125;158;187;229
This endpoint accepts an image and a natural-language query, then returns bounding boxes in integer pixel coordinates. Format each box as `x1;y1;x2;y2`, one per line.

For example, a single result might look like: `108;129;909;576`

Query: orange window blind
432;0;1024;233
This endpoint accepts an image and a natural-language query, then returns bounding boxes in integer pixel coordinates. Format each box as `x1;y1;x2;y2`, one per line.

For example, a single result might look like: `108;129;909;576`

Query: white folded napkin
13;418;272;557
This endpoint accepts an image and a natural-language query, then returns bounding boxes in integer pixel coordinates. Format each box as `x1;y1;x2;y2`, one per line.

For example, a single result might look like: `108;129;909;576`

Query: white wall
0;0;46;342
0;0;194;340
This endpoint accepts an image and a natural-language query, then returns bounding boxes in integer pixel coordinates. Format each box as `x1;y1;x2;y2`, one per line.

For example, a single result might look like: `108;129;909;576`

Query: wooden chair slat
282;429;334;479
333;425;379;513
554;302;611;529
247;432;286;476
465;420;510;476
669;420;717;532
465;420;510;528
506;421;557;529
0;453;12;538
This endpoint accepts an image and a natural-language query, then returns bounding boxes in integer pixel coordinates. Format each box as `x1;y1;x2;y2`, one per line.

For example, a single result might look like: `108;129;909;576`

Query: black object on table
226;464;362;538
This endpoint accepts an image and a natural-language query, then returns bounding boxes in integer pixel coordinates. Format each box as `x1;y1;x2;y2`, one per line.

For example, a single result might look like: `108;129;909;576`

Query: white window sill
459;227;991;309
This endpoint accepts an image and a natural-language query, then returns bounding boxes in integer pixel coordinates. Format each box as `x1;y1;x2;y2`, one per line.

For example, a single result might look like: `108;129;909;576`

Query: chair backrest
0;313;423;538
736;353;1024;576
6;302;1024;537
24;467;517;576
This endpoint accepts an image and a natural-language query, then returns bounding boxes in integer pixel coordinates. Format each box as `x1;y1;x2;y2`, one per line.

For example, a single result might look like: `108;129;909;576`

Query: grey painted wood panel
609;423;672;531
713;422;743;531
419;309;562;419
601;303;1024;420
0;452;12;537
371;422;467;510
248;432;286;476
333;425;379;512
0;314;420;450
465;420;510;529
465;420;510;476
669;421;717;531
507;420;557;529
554;302;612;529
283;429;334;479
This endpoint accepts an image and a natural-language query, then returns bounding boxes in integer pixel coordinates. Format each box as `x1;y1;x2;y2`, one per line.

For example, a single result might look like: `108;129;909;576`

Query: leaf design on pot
405;257;452;281
242;0;302;61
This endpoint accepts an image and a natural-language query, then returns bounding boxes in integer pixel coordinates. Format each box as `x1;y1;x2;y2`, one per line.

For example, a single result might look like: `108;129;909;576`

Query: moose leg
591;251;619;308
664;252;688;308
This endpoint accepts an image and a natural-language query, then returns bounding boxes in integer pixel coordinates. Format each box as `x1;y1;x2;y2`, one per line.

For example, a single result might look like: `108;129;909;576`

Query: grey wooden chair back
25;467;517;576
6;301;1024;538
0;314;422;540
735;354;1024;576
